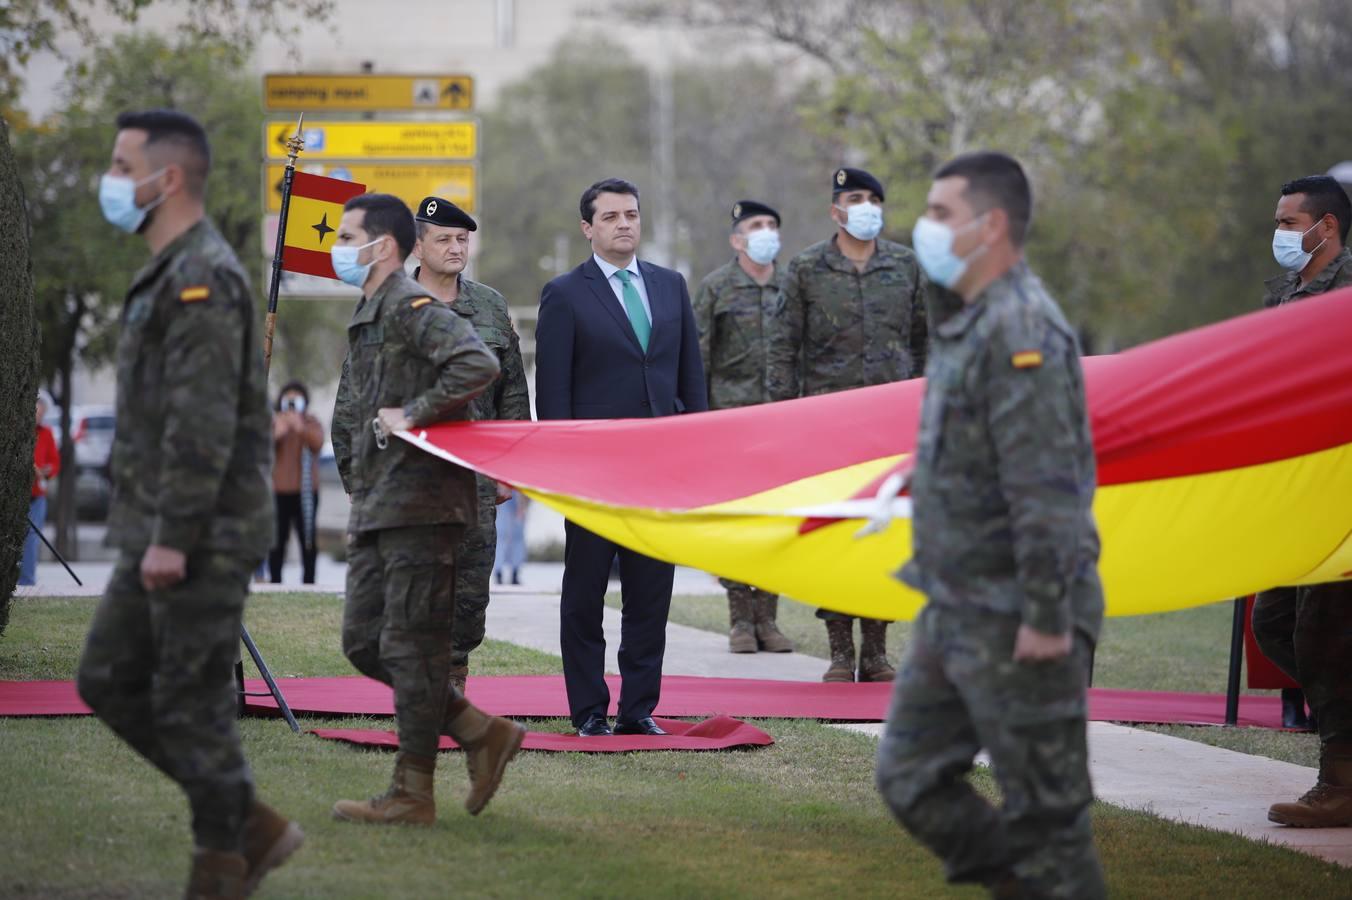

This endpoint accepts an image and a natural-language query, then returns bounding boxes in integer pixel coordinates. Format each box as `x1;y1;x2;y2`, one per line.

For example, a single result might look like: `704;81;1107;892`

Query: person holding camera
269;380;324;584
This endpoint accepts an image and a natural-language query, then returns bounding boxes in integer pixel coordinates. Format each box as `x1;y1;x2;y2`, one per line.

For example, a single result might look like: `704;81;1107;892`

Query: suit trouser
343;524;463;757
1253;582;1352;744
451;491;497;668
77;550;256;852
876;603;1105;899
268;491;318;584
560;520;673;727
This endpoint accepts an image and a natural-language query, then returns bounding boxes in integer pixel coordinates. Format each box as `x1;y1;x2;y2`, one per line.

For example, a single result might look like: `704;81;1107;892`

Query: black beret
415;196;477;231
730;199;781;227
832;167;885;203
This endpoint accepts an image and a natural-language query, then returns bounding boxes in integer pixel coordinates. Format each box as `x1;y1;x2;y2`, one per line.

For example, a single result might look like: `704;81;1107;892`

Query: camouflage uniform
1253;245;1352;751
768;235;933;667
693;258;792;646
415;272;532;673
876;262;1106;897
76;219;274;854
332;269;499;759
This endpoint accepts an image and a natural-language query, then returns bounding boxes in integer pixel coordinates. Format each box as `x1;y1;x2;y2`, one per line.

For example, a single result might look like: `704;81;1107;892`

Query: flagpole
264;112;305;375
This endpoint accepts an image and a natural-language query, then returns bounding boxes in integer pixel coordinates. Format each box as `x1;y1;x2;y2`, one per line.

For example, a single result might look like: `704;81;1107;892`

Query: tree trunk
0;117;40;627
54;357;79;561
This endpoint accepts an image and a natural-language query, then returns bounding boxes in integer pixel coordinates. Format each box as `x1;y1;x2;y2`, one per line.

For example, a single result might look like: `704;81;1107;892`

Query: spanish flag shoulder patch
410;297;434;310
179;285;210;303
1011;350;1043;369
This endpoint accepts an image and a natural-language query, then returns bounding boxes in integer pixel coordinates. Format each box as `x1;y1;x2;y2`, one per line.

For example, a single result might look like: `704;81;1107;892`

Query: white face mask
835;202;884;241
744;228;781;265
1272;221;1326;272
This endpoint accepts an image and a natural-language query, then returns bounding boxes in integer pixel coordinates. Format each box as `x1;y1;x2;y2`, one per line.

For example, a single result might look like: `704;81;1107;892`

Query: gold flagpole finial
285;112;306;168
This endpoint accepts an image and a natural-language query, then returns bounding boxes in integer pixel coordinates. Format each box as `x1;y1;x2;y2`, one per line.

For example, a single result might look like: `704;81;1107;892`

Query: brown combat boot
727;590;758;653
241;800;304;897
753;595;794;653
184;848;247;900
1268;743;1352;827
857;618;896;682
448;663;469;697
332;751;437;826
444;698;527;815
823;619;856;682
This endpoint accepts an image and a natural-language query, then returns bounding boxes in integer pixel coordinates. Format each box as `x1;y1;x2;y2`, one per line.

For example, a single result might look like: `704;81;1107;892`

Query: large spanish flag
398;288;1352;620
280;171;366;279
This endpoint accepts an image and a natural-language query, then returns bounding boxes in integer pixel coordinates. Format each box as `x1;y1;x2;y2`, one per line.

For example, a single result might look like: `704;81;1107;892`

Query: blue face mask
331;238;381;288
835;201;884;241
744;228;781;265
911;215;987;289
98;169;167;234
1272;222;1325;272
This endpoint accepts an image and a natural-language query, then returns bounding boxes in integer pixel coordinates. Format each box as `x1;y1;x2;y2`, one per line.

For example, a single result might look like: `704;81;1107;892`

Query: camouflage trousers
720;577;776;605
450;493;498;668
343;524;464;758
876;603;1105;898
817;608;888;625
1253;582;1352;744
76;550;256;853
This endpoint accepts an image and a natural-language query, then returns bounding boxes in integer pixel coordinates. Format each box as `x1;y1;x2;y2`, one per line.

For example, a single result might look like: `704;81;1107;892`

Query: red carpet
312;715;773;753
0;676;1288;729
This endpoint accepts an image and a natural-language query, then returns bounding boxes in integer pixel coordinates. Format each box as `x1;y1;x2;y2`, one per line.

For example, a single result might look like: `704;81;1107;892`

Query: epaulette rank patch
179;285;210;303
410;297;433;309
1011;350;1043;369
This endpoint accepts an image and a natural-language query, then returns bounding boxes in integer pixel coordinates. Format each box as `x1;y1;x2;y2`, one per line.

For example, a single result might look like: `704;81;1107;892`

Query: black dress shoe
1281;688;1311;730
577;714;612;737
613;716;667;736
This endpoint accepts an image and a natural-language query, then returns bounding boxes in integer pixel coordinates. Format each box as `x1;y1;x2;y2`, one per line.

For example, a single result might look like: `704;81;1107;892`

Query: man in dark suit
535;177;707;736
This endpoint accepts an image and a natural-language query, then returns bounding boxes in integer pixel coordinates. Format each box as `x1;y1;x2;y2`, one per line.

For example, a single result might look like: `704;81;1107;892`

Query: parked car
41;405;117;519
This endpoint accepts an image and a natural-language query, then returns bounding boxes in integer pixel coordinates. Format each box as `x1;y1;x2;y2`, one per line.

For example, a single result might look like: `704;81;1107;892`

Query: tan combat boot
184;847;247;900
857;618;896;682
822;619;856;682
448;663;469;697
332;751;437;826
241;800;304;897
753;594;794;653
1268;743;1352;827
727;590;758;653
444;697;527;815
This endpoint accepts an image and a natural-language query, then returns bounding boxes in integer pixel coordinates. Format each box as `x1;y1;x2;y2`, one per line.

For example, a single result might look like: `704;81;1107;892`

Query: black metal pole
241;624;300;733
1224;597;1246;726
26;515;82;586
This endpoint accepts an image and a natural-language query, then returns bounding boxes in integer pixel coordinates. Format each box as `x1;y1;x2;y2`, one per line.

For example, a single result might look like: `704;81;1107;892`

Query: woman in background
270;380;324;584
21;389;60;586
494;488;529;586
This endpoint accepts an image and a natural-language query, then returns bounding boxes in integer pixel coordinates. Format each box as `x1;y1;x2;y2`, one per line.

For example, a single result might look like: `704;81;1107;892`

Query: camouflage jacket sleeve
692;273;717;406
332;354;355;493
983;318;1090;636
910;267;932;378
149;264;251;552
397;302;501;427
766;258;804;401
495;319;532;421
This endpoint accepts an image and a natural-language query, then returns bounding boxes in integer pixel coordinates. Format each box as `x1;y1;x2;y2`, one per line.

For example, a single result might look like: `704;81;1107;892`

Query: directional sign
264;121;477;161
265;163;476;215
265;74;474;111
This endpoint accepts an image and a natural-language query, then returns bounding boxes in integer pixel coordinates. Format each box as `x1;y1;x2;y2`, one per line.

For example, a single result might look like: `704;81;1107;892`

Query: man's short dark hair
343;193;416;260
580;178;640;224
934;151;1033;247
1280;175;1351;243
115;109;211;196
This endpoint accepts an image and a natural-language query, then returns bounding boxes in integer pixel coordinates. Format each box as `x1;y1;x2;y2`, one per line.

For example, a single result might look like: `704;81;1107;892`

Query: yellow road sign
265;121;477;160
266;163;476;215
265;74;474;111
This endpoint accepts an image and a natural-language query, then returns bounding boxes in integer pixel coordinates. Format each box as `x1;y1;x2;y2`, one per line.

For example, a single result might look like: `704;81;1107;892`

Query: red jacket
32;425;59;498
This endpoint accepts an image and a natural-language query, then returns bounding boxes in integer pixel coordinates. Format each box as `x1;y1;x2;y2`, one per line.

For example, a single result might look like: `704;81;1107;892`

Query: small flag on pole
281;171;367;279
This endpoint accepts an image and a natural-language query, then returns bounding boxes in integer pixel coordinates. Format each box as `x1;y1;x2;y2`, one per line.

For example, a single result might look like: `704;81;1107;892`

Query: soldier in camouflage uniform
411;196;532;694
693;199;794;654
328;193;526;827
767;167;933;682
875;152;1106;898
76;109;302;900
1253;174;1352;828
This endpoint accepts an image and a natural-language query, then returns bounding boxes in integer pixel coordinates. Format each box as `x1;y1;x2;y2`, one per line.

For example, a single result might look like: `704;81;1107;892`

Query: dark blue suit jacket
535;257;708;420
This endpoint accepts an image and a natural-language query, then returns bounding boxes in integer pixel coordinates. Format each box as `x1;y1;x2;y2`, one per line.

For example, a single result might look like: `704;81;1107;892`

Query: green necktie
615;269;650;352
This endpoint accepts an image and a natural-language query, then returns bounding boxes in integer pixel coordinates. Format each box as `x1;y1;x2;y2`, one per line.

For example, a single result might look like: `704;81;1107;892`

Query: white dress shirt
592;253;652;323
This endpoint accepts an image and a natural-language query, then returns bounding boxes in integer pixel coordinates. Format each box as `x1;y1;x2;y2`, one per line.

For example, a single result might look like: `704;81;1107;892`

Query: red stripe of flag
281;246;339;280
290;170;365;204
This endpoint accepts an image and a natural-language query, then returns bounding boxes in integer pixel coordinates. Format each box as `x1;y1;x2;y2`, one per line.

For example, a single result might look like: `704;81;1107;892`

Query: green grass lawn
0;593;1345;898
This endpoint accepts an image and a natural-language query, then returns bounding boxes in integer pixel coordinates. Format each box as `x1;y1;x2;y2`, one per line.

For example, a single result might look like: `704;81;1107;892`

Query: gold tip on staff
264;112;307;376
